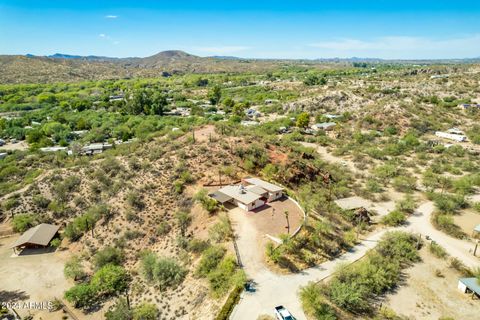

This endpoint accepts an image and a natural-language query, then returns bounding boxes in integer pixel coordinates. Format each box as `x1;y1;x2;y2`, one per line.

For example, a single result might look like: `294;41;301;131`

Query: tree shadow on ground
0;290;29;302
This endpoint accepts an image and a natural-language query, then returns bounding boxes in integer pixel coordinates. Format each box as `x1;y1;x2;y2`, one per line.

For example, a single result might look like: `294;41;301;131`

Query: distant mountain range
1;50;479;84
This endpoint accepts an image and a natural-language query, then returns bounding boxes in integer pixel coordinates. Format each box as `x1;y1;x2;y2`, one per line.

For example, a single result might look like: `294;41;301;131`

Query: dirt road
406;201;479;268
230;210;390;320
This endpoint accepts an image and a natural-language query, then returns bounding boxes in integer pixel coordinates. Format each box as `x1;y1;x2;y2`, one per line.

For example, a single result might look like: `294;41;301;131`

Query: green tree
64;283;97;308
209;86;222;105
91;265;130;296
150;92;167;115
296;112;310;128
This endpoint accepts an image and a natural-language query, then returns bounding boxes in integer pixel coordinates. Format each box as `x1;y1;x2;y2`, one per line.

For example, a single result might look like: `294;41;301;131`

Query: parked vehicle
274;305;293;320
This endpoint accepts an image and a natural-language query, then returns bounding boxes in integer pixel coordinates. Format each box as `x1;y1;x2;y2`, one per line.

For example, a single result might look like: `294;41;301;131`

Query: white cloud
308;35;480;59
192;46;250;55
99;33;107;38
105;15;118;19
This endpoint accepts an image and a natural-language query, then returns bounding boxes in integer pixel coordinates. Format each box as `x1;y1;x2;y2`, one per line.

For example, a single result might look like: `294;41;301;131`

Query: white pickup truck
274;305;294;320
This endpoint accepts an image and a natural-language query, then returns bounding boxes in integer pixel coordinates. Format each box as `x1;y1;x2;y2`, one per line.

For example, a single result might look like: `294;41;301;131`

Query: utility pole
219;169;222;186
474;241;478;256
284;210;290;234
192;128;196;143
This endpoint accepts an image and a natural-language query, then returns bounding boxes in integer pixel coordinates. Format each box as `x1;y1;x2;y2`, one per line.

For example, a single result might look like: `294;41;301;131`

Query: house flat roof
243;178;284;193
246;185;268;196
218;185;262;205
10;223;59;248
209;190;233;204
459;278;480;295
334;196;371;210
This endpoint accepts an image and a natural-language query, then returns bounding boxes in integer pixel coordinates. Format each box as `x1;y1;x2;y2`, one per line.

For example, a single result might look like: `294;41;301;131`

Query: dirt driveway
228;197;304;275
0;236;72;319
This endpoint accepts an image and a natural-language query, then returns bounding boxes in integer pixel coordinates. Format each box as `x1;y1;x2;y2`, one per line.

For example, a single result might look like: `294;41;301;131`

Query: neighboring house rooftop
474;224;480;233
10;223;59;248
39;146;68;152
334;196;371;210
244;178;284;193
459;278;480;295
312;122;336;130
218;185;262;205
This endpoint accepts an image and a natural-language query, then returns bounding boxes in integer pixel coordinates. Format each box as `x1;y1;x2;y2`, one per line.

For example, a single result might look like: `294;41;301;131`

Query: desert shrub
64;255;86;280
392;175;416;193
3;196;19;210
208;214;232;243
366;179;383;193
194;188;219;213
207;256;246;296
94;246;124;269
126;191;145;210
381;210;406;226
133;302;159;320
215;285;243;320
105;298;132;320
152;258;187;290
300;282;337;320
64;209;101;241
140;252;186;290
32;195;51;208
91;265;130;296
64;283;97;308
50;238;61;248
175;211;191;236
429;242;448;259
140;251;157;281
188;238;210;253
432;213;466;239
12;213;37;232
432;193;467;214
156;222;171;236
322;232;420;314
449;257;472;276
196;245;226;277
395;194;416;214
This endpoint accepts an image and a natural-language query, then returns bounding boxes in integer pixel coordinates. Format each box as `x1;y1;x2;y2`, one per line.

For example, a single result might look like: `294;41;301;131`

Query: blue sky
1;1;480;59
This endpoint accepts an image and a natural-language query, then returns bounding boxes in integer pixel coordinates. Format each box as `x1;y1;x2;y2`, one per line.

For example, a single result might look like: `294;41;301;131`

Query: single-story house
10;223;60;250
462;104;480;109
458;278;480;298
39;146;68;153
473;224;480;239
80;143;113;155
324;114;341;119
334;196;371;211
240;120;259;127
311;122;336;132
334;196;372;224
447;128;464;135
243;177;284;202
210;178;284;211
216;185;265;211
435;131;467;142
